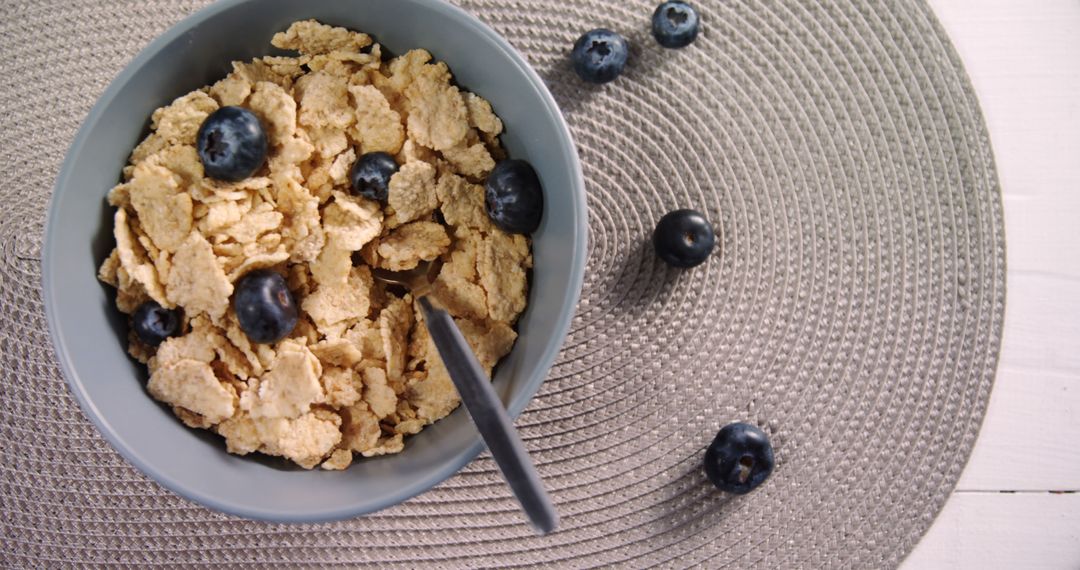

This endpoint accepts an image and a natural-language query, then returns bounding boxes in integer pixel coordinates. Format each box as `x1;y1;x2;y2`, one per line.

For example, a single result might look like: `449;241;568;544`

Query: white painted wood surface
903;0;1080;567
906;493;1080;568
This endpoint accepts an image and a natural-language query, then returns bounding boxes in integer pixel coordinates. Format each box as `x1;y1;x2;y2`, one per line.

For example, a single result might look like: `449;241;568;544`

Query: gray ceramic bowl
42;0;586;522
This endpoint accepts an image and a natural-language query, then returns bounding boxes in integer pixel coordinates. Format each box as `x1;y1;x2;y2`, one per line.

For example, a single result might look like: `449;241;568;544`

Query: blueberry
485;159;544;234
233;269;298;344
571;29;629;84
704;422;775;494
652;1;700;48
132;301;181;347
653;209;715;268
350;151;399;202
196;106;268;182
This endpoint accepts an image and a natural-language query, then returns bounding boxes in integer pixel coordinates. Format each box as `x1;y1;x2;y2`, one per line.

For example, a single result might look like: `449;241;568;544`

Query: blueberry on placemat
653;209;716;268
704;422;775;494
233;269;299;344
350;151;399;202
196;106;268;182
132;301;180;347
652;1;700;48
571;28;629;84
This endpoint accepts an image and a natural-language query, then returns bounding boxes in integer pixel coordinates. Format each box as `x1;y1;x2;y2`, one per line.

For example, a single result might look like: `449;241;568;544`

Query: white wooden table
902;1;1080;567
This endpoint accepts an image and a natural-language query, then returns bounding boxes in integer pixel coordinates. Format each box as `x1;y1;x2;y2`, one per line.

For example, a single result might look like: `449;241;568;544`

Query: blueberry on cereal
652;1;700;49
233;269;298;344
484;159;544;234
571;29;629;84
132;301;181;347
196;106;268;181
350;151;399;202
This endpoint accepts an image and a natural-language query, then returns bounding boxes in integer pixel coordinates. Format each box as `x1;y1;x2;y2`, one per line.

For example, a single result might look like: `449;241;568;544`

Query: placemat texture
0;0;1005;567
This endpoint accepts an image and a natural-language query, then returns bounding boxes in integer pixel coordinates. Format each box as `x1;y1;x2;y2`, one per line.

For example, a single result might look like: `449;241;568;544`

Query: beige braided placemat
1;0;1004;567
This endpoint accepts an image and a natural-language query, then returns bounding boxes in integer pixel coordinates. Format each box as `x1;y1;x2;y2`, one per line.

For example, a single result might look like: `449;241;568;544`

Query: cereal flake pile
97;20;532;470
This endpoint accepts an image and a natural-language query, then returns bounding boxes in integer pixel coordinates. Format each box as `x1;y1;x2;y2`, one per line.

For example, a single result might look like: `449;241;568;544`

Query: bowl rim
41;0;587;522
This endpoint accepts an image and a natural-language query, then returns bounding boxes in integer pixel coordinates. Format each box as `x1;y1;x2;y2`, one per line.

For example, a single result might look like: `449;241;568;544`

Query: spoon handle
417;297;559;535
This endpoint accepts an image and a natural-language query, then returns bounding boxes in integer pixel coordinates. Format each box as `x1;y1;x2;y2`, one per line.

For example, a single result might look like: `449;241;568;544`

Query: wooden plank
904;1;1080;567
929;0;1080;279
903;492;1080;569
957;367;1080;491
924;0;1080;490
996;273;1080;376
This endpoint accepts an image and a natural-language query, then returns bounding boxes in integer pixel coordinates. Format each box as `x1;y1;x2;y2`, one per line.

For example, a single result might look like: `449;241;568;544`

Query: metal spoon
373;261;559;535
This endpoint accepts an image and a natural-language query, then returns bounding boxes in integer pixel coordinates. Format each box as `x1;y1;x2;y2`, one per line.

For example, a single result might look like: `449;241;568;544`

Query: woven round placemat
0;0;1004;567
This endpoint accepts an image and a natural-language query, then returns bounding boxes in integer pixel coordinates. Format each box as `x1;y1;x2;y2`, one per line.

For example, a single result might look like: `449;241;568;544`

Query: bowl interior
43;0;585;522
